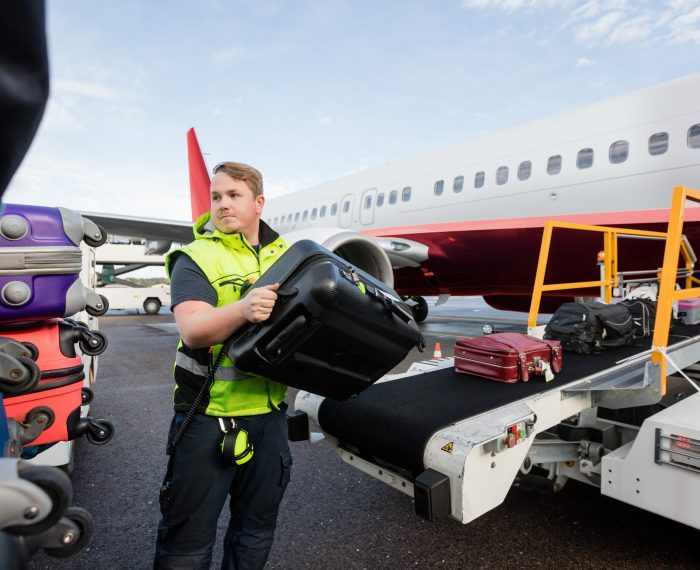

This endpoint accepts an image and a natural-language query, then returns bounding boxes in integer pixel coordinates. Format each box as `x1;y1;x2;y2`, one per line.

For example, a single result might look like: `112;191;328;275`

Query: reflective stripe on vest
174;351;250;382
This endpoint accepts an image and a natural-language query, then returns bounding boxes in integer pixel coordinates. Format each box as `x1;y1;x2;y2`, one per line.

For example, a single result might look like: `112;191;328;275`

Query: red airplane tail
187;128;211;222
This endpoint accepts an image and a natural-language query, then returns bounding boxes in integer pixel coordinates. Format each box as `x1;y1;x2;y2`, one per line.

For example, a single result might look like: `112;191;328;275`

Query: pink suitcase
455;333;562;383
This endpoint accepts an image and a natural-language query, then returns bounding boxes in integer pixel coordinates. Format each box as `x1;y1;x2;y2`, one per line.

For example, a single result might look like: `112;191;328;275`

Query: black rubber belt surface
318;327;698;477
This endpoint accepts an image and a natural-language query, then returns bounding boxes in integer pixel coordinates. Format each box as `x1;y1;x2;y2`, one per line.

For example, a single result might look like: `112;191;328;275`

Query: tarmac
28;298;700;569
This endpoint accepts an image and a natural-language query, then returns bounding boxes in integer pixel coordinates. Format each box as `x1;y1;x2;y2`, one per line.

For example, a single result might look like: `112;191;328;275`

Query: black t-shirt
169;254;217;310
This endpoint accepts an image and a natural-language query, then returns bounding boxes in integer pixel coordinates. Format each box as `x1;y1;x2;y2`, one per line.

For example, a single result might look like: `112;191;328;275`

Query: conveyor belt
318;326;700;477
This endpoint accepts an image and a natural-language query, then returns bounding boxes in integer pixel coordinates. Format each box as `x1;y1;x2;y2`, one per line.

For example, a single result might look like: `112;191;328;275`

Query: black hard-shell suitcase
225;240;425;400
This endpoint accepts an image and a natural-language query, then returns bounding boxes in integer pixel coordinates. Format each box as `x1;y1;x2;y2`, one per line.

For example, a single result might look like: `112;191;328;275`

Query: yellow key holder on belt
218;418;254;466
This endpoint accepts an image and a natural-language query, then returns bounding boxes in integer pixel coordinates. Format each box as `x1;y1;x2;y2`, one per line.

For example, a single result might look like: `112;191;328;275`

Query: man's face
210;172;264;236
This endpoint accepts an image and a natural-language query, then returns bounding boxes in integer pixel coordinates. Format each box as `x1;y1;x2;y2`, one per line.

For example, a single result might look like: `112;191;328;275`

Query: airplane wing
81;211;193;244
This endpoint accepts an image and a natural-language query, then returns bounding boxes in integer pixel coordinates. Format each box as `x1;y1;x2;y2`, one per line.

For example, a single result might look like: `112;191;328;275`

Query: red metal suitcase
454;333;562;383
1;319;109;446
4;373;84;446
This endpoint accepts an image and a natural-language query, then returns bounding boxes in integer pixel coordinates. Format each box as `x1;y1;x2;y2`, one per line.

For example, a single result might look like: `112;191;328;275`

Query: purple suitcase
0;204;109;322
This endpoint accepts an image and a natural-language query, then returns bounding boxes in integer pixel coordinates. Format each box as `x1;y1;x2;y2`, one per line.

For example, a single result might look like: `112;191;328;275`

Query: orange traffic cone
433;342;442;359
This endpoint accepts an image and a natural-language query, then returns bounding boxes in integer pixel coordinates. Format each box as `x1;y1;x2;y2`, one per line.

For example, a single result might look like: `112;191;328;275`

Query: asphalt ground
28;298;700;569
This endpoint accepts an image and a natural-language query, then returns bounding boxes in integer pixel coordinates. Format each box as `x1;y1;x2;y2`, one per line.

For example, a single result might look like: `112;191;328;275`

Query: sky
5;0;700;222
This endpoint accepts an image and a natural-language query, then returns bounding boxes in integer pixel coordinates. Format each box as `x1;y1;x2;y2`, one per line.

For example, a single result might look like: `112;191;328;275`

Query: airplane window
609;140;629;164
389;190;398;205
577;148;594;169
402;186;412;202
547;155;562;175
453;176;464;193
295;213;300;222
474;171;485;188
496;166;509;185
311;208;317;220
688;124;700;148
343;200;350;214
302;210;308;221
287;214;292;223
649;132;668;156
331;203;338;216
376;193;385;207
517;161;531;181
434;180;444;196
320;205;327;218
364;195;372;209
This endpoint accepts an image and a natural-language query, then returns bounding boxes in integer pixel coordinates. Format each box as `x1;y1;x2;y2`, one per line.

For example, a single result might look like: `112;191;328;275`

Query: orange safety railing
527;186;700;396
651;186;700;394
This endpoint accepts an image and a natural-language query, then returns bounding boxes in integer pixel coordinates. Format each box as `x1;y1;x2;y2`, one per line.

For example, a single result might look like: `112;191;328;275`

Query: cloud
463;0;700;45
461;0;566;9
317;115;333;126
6;153;190;220
53;78;124;100
666;5;700;44
576;56;594;67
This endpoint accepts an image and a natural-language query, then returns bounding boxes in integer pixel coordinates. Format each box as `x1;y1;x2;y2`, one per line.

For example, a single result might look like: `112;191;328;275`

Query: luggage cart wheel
44;506;94;558
81;387;94;405
78;331;108;356
83;224;108;248
85;419;114;445
4;465;73;536
85;294;109;317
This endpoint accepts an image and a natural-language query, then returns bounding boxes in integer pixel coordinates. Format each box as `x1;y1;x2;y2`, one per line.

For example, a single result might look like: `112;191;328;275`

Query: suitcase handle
362;283;414;323
257;314;310;365
276;287;299;300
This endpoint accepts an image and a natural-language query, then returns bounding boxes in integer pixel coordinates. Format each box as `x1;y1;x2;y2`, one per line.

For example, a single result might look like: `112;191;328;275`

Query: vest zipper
239;233;262;276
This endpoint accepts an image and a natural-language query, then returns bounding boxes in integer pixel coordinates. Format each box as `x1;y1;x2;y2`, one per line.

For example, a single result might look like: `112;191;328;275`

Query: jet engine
281;228;395;287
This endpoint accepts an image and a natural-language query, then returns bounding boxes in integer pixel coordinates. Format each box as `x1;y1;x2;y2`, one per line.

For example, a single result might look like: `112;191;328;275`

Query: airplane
86;72;700;321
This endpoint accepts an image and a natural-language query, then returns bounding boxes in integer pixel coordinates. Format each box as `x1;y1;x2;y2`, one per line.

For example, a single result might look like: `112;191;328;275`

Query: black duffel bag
619;298;657;338
544;301;634;354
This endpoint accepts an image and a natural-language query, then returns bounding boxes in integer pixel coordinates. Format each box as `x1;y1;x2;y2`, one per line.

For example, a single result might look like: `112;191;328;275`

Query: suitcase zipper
454;355;516;369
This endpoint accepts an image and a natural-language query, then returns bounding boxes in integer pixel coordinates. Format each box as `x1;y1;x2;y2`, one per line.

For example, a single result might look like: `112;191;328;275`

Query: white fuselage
265;73;700;237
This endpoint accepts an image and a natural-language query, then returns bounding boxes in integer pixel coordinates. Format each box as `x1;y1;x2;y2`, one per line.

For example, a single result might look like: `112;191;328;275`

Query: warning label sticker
441;442;454;453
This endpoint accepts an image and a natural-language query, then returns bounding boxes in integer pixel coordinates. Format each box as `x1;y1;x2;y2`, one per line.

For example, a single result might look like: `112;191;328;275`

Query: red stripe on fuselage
362;207;700;237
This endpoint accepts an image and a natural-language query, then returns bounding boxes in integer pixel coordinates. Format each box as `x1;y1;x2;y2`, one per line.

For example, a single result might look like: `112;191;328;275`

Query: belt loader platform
295;186;700;530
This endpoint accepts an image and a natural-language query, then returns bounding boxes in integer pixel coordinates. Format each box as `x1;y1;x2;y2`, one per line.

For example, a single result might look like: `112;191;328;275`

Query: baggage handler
154;162;291;569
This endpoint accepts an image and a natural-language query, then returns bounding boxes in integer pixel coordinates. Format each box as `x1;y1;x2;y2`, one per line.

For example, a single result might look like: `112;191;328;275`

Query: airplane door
339;193;354;228
359;188;376;226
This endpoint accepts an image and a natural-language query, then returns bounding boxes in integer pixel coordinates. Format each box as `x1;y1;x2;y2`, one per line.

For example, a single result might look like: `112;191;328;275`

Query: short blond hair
213;162;263;197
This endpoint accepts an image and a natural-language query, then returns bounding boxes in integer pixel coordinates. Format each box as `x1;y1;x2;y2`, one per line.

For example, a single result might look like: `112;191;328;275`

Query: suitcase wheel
0;355;41;396
78;331;108;356
83;224;108;248
85;419;114;445
25;406;56;432
44;506;94;558
22;341;39;361
85;294;109;317
3;464;73;536
81;387;94;405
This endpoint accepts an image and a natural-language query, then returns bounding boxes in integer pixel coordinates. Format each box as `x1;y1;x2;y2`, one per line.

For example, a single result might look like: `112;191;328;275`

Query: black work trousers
154;409;292;570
